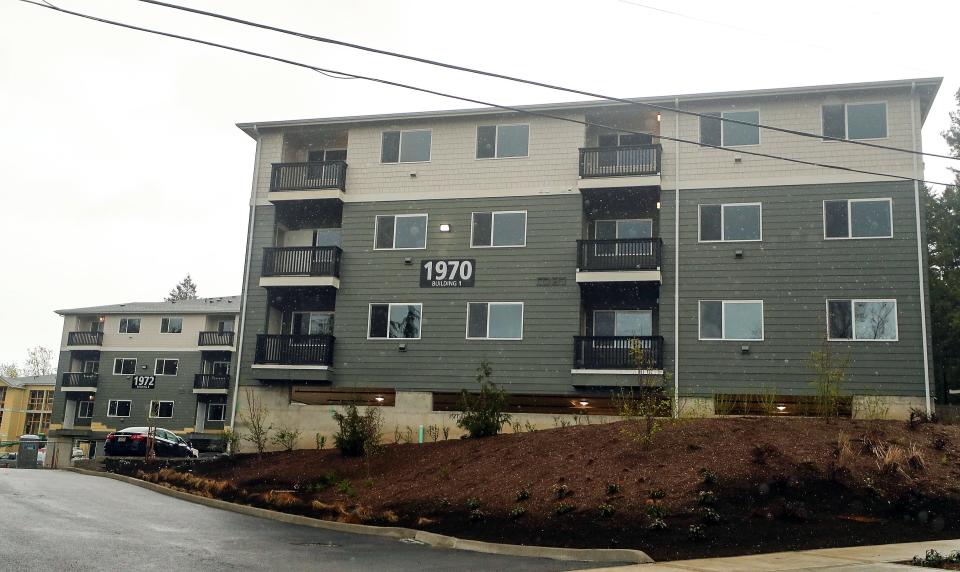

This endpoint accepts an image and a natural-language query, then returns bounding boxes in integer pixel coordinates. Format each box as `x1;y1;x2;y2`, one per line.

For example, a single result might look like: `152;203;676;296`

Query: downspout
909;82;933;414
229;125;262;432
673;97;680;417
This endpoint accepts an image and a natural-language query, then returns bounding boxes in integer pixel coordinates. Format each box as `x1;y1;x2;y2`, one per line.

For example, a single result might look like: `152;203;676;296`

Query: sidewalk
575;539;960;571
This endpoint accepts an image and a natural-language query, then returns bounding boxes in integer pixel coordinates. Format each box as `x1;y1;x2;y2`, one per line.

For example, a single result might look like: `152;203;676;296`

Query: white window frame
826;298;899;342
373;213;429;250
822;198;893;240
592;309;654;337
821;102;888;141
380;129;432;164
290;311;334;335
469;210;528;248
721;110;761;147
154;358;179;376
698;300;765;341
475;124;530;160
698;203;762;243
210;361;231;376
206;401;226;422
366;303;423;341
82;360;99;374
160;317;183;334
107;399;131;418
465;302;524;340
77;400;95;419
112;358;136;375
149;400;175;419
118;317;141;334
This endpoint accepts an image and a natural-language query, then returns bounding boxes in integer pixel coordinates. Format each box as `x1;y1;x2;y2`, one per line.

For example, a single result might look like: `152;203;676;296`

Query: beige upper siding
59;314;231;350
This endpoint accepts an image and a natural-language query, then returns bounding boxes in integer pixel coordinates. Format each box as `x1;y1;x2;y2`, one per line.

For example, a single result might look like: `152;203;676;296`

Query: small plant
239;388;272;456
909;407;939;429
441;424;451;440
400;426;415;444
515;487;531;501
688;524;706;542
606;482;621;495
363;478;374;488
315;433;326;450
466;497;482;510
332;404;384;457
907;442;926;472
438;497;450;508
551;483;570;499
834;431;857;478
509;506;526;519
271;426;301;452
393;425;402;444
511;420;522;433
714;393;738;416
453;361;511;438
598;503;615;517
613;347;670;449
469;509;485;522
650;489;666;500
872;442;908;476
757;387;778;416
911;548;960;567
523;421;537;433
554;502;575;516
648;518;668;531
335;479;356;498
221;428;241;455
808;345;850;418
438;466;451;481
426;424;440;442
646;505;668;520
700;507;721;524
933;436;947;450
697;490;716;506
699;468;718;485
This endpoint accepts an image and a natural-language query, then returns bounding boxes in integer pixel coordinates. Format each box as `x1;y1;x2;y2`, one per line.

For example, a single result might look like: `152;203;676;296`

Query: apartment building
233;78;940;446
45;297;240;463
0;374;55;443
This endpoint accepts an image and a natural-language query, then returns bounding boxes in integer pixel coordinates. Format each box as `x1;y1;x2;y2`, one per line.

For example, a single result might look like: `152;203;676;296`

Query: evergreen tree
166;274;199;301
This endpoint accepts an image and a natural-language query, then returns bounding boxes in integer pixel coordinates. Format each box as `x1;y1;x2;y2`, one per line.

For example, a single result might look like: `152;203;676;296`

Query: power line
132;0;956;163
16;0;954;187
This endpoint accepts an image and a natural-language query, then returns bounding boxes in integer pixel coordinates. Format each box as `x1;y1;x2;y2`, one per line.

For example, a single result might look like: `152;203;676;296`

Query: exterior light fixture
439;224;451;232
374;396;385;403
656;201;661;209
776;405;787;412
656;112;661;122
578;400;589;407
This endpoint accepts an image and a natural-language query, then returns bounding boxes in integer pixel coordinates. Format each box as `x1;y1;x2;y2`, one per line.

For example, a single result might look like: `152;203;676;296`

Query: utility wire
131;0;956;163
16;0;954;187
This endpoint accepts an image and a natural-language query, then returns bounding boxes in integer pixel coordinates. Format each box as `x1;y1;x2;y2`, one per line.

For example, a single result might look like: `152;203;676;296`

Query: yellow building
0;374;55;443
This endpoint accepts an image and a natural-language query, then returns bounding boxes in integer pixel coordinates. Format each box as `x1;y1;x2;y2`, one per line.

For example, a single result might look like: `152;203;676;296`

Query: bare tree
166;274;199;301
23;346;54;376
0;362;19;378
239;388;272;456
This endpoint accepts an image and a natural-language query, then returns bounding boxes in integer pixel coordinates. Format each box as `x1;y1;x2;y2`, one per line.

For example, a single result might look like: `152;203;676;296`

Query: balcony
578;145;661;189
572;336;664;372
198;331;235;347
260;246;342;288
67;331;103;346
269;161;347;200
576;238;662;283
194;374;230;393
253;334;335;368
61;372;99;391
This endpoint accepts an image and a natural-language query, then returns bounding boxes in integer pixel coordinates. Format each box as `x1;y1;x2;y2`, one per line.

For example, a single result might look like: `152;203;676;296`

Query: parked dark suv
104;427;197;458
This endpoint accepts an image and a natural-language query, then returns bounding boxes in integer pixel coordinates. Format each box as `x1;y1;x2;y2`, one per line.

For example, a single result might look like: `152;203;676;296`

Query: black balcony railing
270;161;347;191
573;336;664;370
198;331;235;346
579;144;661;178
577;238;662;272
61;372;99;388
262;246;342;278
67;331;103;346
194;374;231;390
255;334;335;366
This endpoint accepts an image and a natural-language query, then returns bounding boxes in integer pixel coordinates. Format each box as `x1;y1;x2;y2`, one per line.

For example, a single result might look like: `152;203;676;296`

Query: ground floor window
368;303;422;339
467;302;523;339
149;401;174;419
699;300;764;341
827;299;898;341
207;401;226;422
77;400;95;419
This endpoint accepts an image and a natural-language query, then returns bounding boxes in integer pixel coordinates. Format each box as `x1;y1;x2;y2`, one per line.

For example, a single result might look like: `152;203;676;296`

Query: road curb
62;467;652;564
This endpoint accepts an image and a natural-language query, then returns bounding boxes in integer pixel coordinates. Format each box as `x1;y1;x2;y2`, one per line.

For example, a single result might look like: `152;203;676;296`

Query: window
594;310;652;337
107;400;131;417
594;219;653;239
700;111;760;147
827;299;898;341
113;358;136;375
476;124;529;158
467;302;524;340
0;387;5;408
471;211;527;247
699;301;764;340
160;317;183;334
149;401;174;419
381;130;431;163
27;390;53;411
824;199;892;239
822;102;887;140
82;360;99;374
211;361;231;377
154;359;179;376
207;400;226;422
307;149;347;179
24;413;50;435
77;400;95;419
291;312;334;335
216;319;234;333
374;214;428;250
699;203;761;241
118;317;141;334
368;303;422;339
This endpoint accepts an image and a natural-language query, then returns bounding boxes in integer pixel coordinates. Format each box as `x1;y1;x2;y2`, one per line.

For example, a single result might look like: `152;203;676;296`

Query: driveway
0;469;612;572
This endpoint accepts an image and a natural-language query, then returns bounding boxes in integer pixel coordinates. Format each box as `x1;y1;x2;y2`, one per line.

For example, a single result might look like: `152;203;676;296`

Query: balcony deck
576;238;662;282
572;335;664;372
577;145;661;189
194;374;230;394
268;161;346;201
259;246;342;288
253;334;335;369
66;331;103;347
61;372;99;392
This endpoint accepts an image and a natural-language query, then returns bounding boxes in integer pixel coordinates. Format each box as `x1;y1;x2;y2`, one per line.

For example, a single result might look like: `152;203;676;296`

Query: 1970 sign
420;259;475;288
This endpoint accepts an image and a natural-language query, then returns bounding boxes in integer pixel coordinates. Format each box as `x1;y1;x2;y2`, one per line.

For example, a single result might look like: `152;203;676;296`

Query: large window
471;211;527;247
467;302;524;340
824;199;892;239
381;130;432;163
822;102;887;140
291;312;334;335
113;358;136;375
118;317;141;334
27;390;53;411
207;400;226;422
149;401;174;419
160;317;183;334
700;110;760;147
154;359;179;376
107;400;131;417
368;303;422;339
699;300;764;340
24;413;50;435
594;310;652;337
699;203;762;242
374;214;428;250
476;124;529;159
827;299;898;341
77;400;95;419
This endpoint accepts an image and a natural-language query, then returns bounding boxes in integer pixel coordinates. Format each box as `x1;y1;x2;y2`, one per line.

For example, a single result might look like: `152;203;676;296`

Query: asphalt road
0;469;610;571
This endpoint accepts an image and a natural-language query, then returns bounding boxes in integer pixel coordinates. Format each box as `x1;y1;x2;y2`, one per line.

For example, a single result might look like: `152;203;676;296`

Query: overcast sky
0;0;957;366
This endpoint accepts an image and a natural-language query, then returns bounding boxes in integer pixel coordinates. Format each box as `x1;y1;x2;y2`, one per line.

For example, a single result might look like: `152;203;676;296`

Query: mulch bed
122;417;960;561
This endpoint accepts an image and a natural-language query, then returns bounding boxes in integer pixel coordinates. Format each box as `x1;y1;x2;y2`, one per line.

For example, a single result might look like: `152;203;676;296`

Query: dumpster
16;435;41;469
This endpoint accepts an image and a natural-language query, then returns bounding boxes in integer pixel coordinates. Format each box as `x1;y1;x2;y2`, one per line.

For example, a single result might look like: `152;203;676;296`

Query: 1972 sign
420;259;476;288
131;375;156;389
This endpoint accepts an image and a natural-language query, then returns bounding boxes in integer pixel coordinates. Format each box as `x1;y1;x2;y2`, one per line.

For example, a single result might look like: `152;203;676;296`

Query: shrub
701;507;721;524
650;489;666;500
808;345;850;418
909;407;939;429
315;433;326;450
221;428;241;455
606;482;621;495
697;490;716;506
911;548;960;567
335;479;356;498
426;425;440;442
688;524;706;542
872;442;908;476
554;502;575;516
598;503;615;517
699;468;718;485
515;487;531;502
551;483;570;499
933;436;947;450
454;361;511;438
646;505;668;520
469;509;485;522
613;370;670;449
332;403;384;457
271;426;301;452
648;518;668;531
509;506;526;519
466;497;481;510
907;442;926;472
